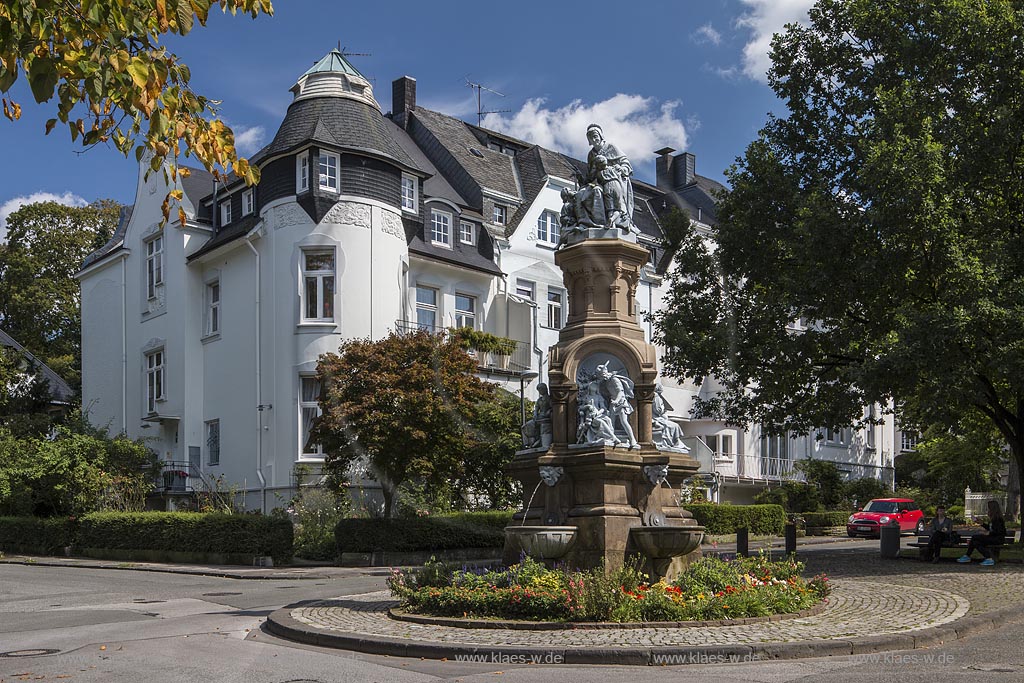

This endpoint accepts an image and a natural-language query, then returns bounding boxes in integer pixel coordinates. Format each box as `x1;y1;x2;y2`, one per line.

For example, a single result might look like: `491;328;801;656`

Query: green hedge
335;511;513;553
76;512;293;565
0;516;78;554
801;511;852;528
686;504;786;535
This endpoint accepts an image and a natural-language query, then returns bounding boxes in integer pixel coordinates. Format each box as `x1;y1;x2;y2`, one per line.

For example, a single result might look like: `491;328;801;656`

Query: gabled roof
0;328;74;403
81;204;133;269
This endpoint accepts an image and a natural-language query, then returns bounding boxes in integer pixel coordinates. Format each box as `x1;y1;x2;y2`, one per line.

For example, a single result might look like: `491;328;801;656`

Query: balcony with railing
395;320;532;376
712;452;801;483
152;460;201;494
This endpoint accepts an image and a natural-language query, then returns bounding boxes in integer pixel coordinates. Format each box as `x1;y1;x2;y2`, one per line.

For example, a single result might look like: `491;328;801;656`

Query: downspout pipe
121;255;127;431
245;236;267;513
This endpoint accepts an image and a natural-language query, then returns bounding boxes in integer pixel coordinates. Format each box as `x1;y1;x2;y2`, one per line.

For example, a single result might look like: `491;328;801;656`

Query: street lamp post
519;370;540;425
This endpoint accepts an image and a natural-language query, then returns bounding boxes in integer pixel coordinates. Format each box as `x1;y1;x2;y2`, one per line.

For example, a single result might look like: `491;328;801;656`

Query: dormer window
492;204;507;226
430;209;452;247
242;189;254;216
401;173;418;213
318;152;339;192
220;200;232;226
459;221;475;245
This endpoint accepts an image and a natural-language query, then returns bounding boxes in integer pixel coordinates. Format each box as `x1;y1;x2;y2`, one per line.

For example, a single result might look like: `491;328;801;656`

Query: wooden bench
907;533;1016;561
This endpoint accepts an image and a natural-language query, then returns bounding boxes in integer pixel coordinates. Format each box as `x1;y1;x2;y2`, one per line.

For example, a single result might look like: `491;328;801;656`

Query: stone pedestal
504;235;702;579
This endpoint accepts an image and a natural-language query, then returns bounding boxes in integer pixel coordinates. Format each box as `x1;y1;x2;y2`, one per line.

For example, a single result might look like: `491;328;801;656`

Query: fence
964;488;1009;520
394;320;532;375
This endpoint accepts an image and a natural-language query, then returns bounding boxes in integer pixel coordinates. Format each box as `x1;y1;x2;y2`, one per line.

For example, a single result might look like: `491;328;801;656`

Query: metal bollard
880;520;901;558
784;522;797;555
736;526;749;557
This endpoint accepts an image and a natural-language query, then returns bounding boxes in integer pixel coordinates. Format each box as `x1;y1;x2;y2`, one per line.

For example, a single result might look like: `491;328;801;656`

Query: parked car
847;498;925;538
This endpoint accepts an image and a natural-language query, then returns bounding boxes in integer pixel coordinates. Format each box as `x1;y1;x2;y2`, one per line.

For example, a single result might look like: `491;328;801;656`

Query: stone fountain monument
504;124;704;581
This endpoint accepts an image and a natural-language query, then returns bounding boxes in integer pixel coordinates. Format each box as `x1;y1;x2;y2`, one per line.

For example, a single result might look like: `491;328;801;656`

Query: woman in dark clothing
926;505;954;562
958;500;1007;566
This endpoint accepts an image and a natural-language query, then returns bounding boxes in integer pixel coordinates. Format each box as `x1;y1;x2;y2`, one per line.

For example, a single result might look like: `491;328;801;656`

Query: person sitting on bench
958;500;1006;566
925;505;954;563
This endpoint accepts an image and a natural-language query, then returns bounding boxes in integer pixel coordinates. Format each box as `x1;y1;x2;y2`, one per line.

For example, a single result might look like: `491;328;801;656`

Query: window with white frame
900;431;920;452
515;279;535;302
536;210;560;244
826;427;847;444
145;349;164;414
297;152;309;193
492;204;507;226
760;429;792;477
415;285;438;329
145;235;163;300
318;152;339;191
299;376;322;457
205;281;220;336
302;250;335;322
205;419;220;465
401;174;418;212
455;293;476;329
459;221;475;245
430;209;451;246
242;189;254;216
220;200;232;225
546;289;563;328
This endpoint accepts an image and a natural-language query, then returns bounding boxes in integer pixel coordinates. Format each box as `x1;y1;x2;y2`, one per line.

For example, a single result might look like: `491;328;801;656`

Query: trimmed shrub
0;516;77;554
335;511;512;553
686;504;786;535
77;512;293;565
801;511;852;528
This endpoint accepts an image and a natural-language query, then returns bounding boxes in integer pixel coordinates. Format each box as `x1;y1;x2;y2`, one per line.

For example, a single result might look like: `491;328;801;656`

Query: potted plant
450;328;517;369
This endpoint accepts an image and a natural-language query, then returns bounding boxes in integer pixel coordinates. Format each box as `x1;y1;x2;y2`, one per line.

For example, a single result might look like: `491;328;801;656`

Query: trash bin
880;520;901;558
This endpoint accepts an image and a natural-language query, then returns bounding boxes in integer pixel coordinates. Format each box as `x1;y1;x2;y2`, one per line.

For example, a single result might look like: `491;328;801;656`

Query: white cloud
0;191;88;242
232;125;266;156
692;23;723;46
737;0;814;82
481;95;689;182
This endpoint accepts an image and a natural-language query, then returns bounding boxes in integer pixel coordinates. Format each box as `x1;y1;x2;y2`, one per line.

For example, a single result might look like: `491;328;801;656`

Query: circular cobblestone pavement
288;579;969;648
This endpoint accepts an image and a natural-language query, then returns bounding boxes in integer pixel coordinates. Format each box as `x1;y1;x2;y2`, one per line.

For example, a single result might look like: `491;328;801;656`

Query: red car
847;498;925;538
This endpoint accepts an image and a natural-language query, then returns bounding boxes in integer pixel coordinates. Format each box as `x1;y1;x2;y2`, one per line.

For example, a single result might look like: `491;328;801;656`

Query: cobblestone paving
289;579;969;647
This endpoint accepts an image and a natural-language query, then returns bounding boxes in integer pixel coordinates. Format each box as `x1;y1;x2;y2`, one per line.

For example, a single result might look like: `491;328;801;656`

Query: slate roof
384;118;465;206
404;217;503;276
254;96;418;170
0;328;74;403
186;214;260;262
81;204;133;269
410;108;523;199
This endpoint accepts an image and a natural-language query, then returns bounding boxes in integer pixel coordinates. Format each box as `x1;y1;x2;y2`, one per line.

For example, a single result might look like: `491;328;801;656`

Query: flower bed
387;554;830;623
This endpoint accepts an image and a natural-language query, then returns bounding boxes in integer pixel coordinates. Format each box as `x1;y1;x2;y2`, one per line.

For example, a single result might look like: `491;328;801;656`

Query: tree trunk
382;482;398;519
1007;441;1023;524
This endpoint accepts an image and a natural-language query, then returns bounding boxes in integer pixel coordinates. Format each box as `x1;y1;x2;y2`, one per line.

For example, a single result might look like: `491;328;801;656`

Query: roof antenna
466;77;511;126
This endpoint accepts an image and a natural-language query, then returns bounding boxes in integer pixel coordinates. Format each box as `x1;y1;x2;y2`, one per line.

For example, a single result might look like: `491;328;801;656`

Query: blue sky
0;0;814;238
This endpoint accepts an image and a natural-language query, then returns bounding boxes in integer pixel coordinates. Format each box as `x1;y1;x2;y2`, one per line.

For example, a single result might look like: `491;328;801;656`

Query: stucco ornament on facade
379;209;405;239
272;204;309;231
322;201;370;229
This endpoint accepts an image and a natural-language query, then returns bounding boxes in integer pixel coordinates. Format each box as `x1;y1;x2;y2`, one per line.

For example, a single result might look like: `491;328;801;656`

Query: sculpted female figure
570;124;636;232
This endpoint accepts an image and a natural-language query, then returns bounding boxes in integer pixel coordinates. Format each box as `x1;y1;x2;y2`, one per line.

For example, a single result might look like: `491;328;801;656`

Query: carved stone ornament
322;201;370;229
273;204;309;230
575;356;639;449
643;464;669;487
379;210;405;239
539;466;564;487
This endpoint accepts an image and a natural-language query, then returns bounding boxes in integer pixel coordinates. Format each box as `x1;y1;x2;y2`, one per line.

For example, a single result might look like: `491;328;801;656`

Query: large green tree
655;0;1024;516
1;1;271;198
313;330;498;518
0;199;120;389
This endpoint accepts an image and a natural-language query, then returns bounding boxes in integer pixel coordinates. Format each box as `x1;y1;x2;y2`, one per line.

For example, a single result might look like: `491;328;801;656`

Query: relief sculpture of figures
559;124;638;240
575;361;639;449
521;383;553;449
652;383;689;452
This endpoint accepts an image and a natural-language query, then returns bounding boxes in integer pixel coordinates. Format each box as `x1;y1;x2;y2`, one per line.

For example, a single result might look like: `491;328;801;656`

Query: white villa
77;50;912;511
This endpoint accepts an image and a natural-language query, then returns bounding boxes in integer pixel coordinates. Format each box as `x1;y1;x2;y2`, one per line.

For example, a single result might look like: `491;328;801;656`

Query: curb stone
0;556;347;581
263;601;1024;666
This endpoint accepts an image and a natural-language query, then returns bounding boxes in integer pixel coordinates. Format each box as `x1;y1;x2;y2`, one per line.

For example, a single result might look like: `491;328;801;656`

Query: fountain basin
505;526;577;560
630;525;705;581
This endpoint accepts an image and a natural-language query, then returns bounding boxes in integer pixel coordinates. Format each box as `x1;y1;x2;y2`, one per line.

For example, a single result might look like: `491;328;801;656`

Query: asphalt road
2;547;1023;683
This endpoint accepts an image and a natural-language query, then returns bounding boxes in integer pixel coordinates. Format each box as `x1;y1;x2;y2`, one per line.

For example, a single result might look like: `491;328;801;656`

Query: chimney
392;76;417;129
654;147;675;191
673;152;696;188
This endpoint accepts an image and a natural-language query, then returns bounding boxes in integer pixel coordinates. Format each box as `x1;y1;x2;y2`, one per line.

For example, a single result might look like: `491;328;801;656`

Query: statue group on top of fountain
576;361;639;449
558;124;639;242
